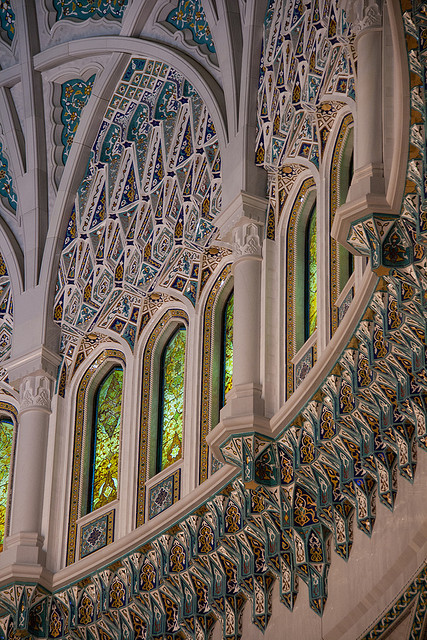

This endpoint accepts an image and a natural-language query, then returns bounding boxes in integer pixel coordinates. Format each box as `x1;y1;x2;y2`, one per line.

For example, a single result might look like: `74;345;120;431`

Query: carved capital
19;375;53;414
341;0;383;32
232;223;262;259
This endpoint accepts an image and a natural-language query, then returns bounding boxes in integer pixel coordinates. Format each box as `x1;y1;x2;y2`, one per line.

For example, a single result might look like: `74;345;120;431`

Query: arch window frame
156;323;187;475
137;308;189;527
304;201;317;343
220;289;234;410
199;266;233;483
84;365;124;515
67;349;126;566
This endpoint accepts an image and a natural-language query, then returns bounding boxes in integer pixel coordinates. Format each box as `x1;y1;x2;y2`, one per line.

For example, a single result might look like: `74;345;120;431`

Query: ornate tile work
148;469;180;519
67;349;125;566
294;346;313;387
199;264;232;483
53;0;128;21
0;1;14;41
55;57;222;359
0;252;13;363
338;287;354;325
5;3;425;640
165;0;216;54
360;564;427;640
0;142;17;212
137;308;188;526
60;76;95;165
80;509;114;558
256;0;355;170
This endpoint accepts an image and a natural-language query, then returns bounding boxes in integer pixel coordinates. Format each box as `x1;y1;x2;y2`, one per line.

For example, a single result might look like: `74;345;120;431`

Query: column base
331;163;398;253
0;532;52;588
207;383;271;462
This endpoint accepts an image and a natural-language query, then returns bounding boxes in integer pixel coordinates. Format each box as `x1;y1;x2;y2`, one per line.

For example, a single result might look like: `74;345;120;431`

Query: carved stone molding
232;223;263;259
19;375;53;414
341;0;383;32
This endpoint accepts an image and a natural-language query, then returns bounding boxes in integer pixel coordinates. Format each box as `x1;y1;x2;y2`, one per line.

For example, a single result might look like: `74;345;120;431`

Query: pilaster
332;0;400;269
0;347;60;585
207;195;272;472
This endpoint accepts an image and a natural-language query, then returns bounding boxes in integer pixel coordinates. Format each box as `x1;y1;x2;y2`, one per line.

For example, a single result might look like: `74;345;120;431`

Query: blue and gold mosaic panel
0;142;17;213
256;0;355;170
165;0;216;54
0;1;14;41
80;509;114;559
148;469;180;519
53;0;128;21
60;76;95;165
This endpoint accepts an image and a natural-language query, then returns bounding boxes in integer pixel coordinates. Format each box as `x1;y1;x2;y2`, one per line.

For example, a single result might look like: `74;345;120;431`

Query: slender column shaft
355;28;383;169
10;375;52;535
232;223;262;389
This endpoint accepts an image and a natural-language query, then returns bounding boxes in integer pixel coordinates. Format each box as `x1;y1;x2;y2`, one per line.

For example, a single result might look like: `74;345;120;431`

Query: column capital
214;191;268;241
19;375;53;414
232;222;263;260
341;0;383;34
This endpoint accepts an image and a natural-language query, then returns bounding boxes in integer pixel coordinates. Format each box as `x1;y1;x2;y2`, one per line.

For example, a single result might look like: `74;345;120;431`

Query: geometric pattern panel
148;469;180;519
80;509;114;559
54;57;222;358
256;0;355;170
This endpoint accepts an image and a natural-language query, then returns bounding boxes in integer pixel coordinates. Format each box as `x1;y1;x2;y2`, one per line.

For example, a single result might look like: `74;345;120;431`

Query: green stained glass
307;205;317;338
159;327;186;472
0;418;12;551
222;292;234;406
90;368;123;512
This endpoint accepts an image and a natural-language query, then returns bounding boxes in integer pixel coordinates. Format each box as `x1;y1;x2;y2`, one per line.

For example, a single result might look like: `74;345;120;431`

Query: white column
332;0;390;250
10;375;52;535
0;348;59;578
232;223;262;389
351;0;384;196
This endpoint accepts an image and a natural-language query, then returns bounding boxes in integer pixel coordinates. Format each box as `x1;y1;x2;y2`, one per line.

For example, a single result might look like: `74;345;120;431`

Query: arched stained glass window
221;291;233;407
88;367;123;513
0;417;13;551
158;327;186;473
306;204;317;340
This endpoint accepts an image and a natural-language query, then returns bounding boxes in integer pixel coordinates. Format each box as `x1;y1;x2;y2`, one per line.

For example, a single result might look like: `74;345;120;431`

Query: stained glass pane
307;205;317;338
159;328;186;472
90;368;123;512
222;292;234;406
0;417;13;551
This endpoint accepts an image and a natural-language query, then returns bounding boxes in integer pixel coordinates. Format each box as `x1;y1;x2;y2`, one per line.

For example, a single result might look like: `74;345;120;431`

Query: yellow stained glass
90;368;123;512
222;292;233;405
0;417;13;551
307;205;317;338
159;328;186;472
